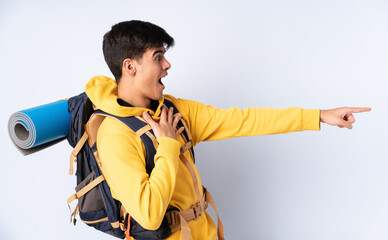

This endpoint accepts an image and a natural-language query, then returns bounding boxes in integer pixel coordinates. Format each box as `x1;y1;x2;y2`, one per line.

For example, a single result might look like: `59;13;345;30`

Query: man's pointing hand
320;107;372;129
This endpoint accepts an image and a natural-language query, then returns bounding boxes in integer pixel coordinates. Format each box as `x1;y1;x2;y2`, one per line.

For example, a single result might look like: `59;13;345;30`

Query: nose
163;58;171;71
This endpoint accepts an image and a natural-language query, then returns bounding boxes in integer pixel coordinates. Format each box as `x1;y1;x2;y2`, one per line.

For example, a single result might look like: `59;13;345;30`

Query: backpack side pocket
75;172;111;232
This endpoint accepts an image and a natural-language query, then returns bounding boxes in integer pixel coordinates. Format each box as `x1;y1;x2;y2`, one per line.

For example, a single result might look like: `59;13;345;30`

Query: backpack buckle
166;210;179;226
180;141;192;155
192;202;203;219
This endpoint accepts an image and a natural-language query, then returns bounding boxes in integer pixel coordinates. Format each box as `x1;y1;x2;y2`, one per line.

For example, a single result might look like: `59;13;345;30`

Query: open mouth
158;78;164;86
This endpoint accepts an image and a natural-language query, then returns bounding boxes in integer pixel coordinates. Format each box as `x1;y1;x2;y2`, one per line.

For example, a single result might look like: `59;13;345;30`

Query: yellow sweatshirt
85;75;321;240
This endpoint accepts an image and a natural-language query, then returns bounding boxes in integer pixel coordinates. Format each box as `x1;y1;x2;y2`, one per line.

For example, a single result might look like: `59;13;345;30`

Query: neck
117;77;151;109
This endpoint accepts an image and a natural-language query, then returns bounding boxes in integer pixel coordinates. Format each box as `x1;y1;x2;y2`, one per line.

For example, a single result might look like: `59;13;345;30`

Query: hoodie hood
85;75;164;118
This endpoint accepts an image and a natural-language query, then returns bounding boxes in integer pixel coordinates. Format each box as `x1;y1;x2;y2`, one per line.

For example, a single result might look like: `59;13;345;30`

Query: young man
85;20;371;240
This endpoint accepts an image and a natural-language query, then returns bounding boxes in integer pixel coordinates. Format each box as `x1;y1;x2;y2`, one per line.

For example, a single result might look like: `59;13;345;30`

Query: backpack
66;92;224;240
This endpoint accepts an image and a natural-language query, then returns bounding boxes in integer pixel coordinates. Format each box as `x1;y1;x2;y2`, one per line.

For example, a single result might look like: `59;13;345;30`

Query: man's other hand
143;106;184;139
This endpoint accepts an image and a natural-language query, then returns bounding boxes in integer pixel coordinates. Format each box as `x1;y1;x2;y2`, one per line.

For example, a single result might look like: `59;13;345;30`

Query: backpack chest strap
165;188;225;240
166;191;207;228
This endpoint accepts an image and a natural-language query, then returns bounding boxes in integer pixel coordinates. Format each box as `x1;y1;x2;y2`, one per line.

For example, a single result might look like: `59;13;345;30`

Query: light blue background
1;0;387;239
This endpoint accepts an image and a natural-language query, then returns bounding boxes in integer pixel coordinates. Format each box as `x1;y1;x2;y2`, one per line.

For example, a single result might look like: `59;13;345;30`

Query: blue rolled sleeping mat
8;100;70;155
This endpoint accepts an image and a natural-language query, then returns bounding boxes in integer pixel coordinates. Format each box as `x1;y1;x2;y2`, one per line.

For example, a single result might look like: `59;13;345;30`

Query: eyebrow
152;50;166;57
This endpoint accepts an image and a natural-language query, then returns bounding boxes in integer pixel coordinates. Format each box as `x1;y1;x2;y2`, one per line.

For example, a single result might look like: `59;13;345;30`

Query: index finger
143;111;156;127
160;105;167;123
348;107;372;113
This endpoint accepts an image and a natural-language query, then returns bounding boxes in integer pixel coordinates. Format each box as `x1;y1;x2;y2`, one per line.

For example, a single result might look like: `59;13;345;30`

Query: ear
122;58;137;76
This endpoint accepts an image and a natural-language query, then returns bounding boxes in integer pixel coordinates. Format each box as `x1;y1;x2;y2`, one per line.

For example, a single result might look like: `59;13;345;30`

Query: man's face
134;46;171;102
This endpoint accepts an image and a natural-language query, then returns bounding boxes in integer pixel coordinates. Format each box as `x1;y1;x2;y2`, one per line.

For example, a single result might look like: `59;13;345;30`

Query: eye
155;55;161;61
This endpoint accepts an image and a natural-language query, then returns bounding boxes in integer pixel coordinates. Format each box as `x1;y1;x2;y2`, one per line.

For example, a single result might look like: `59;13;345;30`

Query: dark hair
103;20;175;82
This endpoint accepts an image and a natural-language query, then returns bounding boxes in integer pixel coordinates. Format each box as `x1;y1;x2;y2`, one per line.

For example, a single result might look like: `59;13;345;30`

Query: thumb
339;119;353;129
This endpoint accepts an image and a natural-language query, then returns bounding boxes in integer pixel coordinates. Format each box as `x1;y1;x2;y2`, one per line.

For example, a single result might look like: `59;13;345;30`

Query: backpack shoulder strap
93;110;157;175
163;99;195;163
90;97;196;175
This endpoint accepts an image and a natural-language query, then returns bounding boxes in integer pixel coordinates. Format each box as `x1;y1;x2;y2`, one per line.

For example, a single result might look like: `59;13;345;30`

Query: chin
151;94;163;101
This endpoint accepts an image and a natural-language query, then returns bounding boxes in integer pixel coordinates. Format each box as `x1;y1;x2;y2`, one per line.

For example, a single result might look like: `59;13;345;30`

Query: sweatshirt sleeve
169;97;321;146
97;119;181;230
